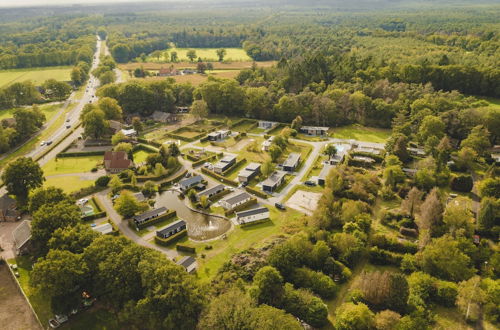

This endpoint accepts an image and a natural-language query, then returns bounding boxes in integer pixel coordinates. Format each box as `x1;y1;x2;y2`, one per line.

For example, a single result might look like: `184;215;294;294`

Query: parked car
77;198;89;205
304;180;316;187
40;141;46;146
46;141;53;146
275;203;286;210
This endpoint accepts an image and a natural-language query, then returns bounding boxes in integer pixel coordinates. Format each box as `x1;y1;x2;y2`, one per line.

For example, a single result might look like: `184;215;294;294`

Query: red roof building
103;151;133;173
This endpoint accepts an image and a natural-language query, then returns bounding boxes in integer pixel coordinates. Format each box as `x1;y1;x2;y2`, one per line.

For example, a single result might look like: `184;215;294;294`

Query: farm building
300;126;329;136
103;151;134;173
132;207;168;227
219;191;252;210
262;171;286;193
197;184;225;200
177;256;198;273
213;155;237;174
236;206;269;225
238;162;261;183
282;153;301;172
156;219;187;239
179;175;205;192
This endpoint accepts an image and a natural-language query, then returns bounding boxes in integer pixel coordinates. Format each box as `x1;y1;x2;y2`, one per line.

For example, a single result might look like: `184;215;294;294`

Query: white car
77;198;89;205
40;141;46;146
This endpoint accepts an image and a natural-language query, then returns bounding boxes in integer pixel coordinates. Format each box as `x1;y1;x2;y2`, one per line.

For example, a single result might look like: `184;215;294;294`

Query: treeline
0;105;45;153
0;80;72;110
107;32;170;63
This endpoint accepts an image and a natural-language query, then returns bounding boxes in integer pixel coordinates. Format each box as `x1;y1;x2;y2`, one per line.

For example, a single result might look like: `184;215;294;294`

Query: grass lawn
332;124;391;143
268;123;286;135
225;159;248;181
44;175;95;193
0;66;72;88
42;156;102;176
148;47;251;62
231;119;257;132
133;150;153;164
0;103;62;121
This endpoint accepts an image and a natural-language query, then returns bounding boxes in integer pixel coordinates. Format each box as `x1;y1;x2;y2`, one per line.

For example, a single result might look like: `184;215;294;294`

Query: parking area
285;190;322;216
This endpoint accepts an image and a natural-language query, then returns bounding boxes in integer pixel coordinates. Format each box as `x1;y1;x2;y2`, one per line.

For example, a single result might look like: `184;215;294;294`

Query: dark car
275;203;286;210
46;141;53;146
304;180;316;187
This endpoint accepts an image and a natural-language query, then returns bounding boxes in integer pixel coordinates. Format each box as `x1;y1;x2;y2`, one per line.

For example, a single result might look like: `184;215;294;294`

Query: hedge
245;186;268;199
133;143;159;153
225;198;257;216
131;209;177;230
368;247;404;266
166;130;206;142
71;185;107;199
57;150;106;158
155;229;187;246
208;189;232;202
159;169;188;188
201;167;239;187
176;244;196;253
222;158;246;176
371;234;418;254
185;154;199;162
192;153;220;168
82;196;107;221
137;137;162;148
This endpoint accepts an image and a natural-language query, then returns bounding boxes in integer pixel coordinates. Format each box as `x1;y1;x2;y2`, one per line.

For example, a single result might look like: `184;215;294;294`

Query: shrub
368;247;404;266
282;283;328;328
176;244;196;253
95;175;111;187
371;234;418;254
290;267;338;299
450;174;473;192
435;280;458;307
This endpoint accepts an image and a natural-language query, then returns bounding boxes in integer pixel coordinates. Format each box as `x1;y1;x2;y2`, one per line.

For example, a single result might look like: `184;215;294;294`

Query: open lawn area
479;96;500;110
0;66;72;88
133;149;153;164
44;175;95;193
148;47;252;62
0;103;62;121
332;124;391;143
231;119;257;132
42;156;102;176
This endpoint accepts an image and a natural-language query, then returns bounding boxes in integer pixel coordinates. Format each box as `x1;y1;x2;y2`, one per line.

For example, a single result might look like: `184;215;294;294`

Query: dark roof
157;219;186;235
236;206;269;218
177;256;196;268
262;171;286;187
0;194;16;210
223;192;251;206
104;151;133;170
198;184;225;197
179;175;203;188
133;207;167;222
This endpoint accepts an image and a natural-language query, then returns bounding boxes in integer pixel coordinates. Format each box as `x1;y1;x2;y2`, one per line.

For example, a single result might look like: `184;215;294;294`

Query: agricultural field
0;66;72;88
147;48;252;62
118;61;276;72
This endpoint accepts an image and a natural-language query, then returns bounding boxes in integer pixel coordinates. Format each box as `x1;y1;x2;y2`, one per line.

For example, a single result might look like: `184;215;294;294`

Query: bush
450;174;473;192
201;167;238;187
435;280;458;307
290;267;338;299
245;186;268;199
399;227;418;237
176;244;196;253
282;283;328;328
371;234;418;254
368;247;404;266
57;150;106;158
95;175;111;187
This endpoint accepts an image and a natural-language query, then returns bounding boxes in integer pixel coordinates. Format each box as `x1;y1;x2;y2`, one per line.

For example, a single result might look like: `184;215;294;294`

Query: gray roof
283;153;300;168
133;207;167;222
13;220;31;249
238;169;255;178
301;126;329;131
198;184;225;197
222;192;251;206
245;163;261;171
177;256;196;268
179;175;203;188
151;111;172;121
262;171;286;187
318;164;334;180
133;192;146;202
220;155;236;163
157;219;186;235
236;206;269;218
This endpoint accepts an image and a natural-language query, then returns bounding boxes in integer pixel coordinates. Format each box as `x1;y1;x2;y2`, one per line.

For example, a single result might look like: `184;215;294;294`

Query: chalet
156;219;187;239
132;207;168;227
207;130;231;141
258;121;277;130
262;136;275;151
103;151;134;173
238;162;261;183
177;256;198;273
317;164;333;185
13;220;31;255
282;153;301;172
0;194;20;222
92;223;113;235
197;184;225;200
158;66;180;77
151;111;177;123
120;128;137;137
236;206;269;225
262;171;286;193
179;175;205;192
300;126;329;136
213;155;236;174
219;191;252;210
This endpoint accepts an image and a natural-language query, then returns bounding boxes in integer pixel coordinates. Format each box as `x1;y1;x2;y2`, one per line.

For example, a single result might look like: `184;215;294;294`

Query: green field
0;66;72;88
332;124;391;143
148;47;251;62
133;150;153;164
0;103;62;121
44;175;95;193
42;155;103;176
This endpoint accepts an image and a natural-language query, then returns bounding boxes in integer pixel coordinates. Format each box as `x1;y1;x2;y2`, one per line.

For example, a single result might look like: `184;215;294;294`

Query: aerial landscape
0;0;498;329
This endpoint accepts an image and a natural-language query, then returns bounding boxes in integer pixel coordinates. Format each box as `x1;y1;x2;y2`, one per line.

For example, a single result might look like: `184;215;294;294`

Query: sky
0;0;179;7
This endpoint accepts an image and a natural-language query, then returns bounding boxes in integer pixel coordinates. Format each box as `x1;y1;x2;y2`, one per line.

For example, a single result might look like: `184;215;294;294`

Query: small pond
154;190;231;241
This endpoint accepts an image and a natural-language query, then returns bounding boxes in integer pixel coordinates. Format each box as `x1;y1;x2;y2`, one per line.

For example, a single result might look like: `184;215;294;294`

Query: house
262;136;275;151
213;155;236;174
262;171;286;193
219;191;252;210
13;220;31;255
300;126;329;136
120;128;137;137
156;219;187;239
236;206;269;225
0;194;20;222
197;184;225;200
179;175;205;192
92;223;113;235
238;162;261;183
103;151;134;173
282;153;301;172
408;147;426;157
109;120;123;133
328;144;352;164
207;130;231;141
177;256;198;273
317;164;333;185
258;121;277;130
132;207;168;227
158;66;180;77
151;111;177;123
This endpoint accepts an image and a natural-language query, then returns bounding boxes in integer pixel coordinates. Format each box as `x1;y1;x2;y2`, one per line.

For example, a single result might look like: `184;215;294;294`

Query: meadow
148;47;252;62
0;66;72;87
0;103;62;121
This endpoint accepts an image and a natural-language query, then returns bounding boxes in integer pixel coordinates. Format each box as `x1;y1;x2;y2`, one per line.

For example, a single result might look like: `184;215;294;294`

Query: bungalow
120;128;137;137
13;220;31;255
0;194;20;222
236;206;269;225
262;136;275;151
258;121;277;130
207;130;231;141
197;184;225;200
151;111;177;123
177;256;198;273
132;207;168;227
262;171;286;193
92;223;113;235
156;219;187;239
282;152;301;172
179;175;205;192
103;151;134;173
219;191;252;210
300;126;329;136
213;155;237;174
317;164;334;185
238;162;261;183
